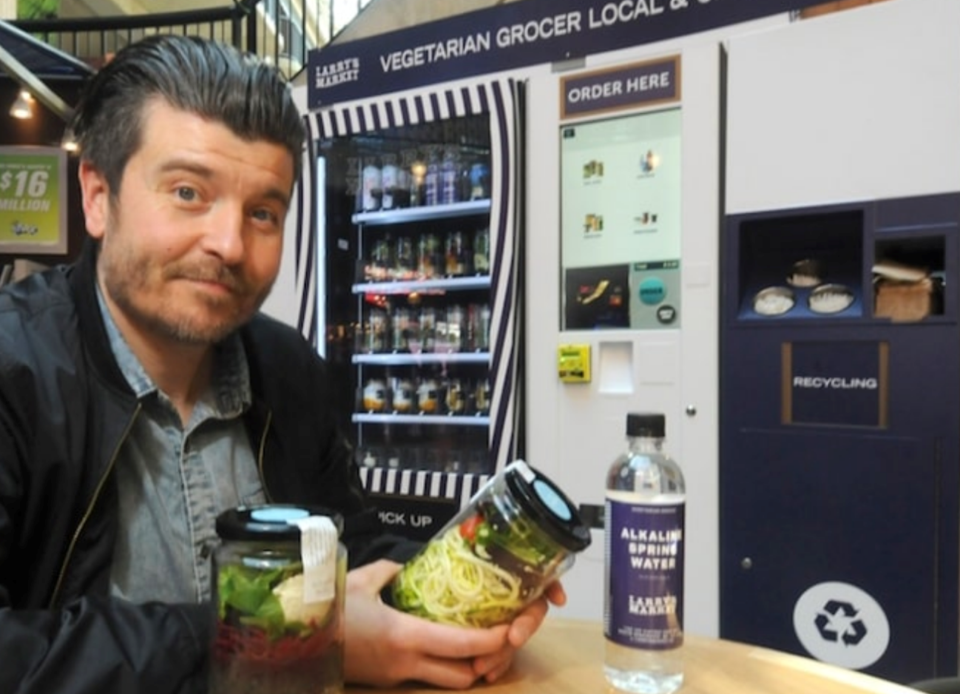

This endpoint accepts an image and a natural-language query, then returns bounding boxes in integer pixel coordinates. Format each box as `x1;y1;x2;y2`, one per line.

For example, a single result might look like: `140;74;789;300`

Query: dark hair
71;34;304;194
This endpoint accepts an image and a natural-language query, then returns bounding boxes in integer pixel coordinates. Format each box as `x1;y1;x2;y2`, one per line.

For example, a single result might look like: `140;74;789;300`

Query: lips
190;276;238;294
173;266;246;296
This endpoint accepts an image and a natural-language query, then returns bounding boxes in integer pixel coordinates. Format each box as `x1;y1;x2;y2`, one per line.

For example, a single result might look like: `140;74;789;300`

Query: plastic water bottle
604;413;685;694
424;148;440;206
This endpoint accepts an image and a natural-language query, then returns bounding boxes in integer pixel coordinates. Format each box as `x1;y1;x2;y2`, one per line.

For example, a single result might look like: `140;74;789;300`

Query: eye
252;207;283;226
176;186;198;202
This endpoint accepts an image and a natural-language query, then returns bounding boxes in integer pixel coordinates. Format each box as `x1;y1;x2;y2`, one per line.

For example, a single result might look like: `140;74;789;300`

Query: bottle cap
626;413;665;438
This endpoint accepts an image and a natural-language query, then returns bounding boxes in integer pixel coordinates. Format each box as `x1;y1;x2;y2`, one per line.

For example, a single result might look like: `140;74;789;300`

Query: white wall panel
727;0;960;214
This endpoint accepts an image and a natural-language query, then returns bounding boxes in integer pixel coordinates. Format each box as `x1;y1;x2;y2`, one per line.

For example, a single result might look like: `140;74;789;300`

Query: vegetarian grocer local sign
308;0;828;108
0;146;67;254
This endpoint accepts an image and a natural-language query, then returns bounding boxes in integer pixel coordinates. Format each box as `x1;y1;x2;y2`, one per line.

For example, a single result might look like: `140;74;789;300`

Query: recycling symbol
814;599;868;646
795;582;889;669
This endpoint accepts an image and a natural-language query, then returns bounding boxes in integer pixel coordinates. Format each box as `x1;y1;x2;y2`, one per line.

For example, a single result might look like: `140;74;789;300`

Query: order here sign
561;56;680;119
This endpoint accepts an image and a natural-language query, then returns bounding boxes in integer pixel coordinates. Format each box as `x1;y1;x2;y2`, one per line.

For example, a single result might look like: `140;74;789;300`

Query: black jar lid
504;461;591;552
216;504;343;542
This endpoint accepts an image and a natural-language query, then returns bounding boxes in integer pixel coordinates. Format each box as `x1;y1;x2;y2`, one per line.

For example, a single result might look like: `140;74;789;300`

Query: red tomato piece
459;514;483;542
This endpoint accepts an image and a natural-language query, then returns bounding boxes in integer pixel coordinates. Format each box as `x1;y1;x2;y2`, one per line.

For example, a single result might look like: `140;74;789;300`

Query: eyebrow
157;158;291;208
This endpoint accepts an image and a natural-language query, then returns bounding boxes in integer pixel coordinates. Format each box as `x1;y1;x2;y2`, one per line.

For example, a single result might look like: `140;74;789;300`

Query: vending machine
270;0;814;626
300;77;525;541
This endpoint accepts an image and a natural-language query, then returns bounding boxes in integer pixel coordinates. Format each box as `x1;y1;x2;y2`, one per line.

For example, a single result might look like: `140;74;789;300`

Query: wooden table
349;618;921;693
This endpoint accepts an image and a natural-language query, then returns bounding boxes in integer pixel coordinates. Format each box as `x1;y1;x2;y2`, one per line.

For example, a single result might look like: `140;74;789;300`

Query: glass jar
361;309;387;354
444;230;471;277
390;460;590;628
380;155;401;211
473;226;490;275
417;377;440;414
210;505;346;694
390;376;415;413
469;159;491;200
362;378;387;412
394;235;415;281
360;158;382;212
474;378;491;415
417;233;442;280
390;307;412;353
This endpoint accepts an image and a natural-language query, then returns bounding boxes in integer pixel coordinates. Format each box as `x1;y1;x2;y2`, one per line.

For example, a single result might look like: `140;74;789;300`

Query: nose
201;202;245;265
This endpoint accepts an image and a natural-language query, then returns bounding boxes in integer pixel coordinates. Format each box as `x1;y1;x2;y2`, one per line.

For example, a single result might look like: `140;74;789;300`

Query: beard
98;237;273;346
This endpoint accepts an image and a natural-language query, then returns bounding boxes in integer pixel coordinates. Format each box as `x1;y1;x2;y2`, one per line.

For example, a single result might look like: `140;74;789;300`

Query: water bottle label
605;498;684;650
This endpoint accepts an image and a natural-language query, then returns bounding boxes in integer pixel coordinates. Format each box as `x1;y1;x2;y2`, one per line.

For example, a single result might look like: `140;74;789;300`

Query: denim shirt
98;289;266;604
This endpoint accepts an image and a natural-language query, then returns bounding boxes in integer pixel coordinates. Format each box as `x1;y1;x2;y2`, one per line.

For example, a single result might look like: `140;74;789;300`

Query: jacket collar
68;238;136;397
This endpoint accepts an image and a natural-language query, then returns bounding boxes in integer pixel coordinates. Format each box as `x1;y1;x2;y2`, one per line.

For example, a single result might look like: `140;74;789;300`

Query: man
0;34;561;693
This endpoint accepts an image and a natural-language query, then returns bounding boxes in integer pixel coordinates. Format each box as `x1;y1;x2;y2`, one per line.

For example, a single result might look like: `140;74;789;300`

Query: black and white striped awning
359;467;491;509
310;83;497;137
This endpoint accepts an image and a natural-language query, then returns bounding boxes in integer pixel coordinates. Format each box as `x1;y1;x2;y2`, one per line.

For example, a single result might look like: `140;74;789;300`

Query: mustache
165;262;248;294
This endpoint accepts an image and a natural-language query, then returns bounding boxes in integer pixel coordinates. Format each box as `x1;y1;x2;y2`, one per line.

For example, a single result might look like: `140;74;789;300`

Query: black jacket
0;242;413;694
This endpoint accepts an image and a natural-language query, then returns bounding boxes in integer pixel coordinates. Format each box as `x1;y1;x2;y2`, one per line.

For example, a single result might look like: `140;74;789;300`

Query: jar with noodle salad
210;505;346;694
390;460;591;627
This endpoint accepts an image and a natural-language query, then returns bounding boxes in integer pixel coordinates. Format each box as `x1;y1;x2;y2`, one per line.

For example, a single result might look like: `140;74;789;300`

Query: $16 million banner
0;146;68;254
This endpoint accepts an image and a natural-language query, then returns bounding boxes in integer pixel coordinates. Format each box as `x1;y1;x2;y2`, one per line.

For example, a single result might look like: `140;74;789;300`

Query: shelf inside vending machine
353;353;490;366
352;275;492;295
352;199;491;226
353;413;491;426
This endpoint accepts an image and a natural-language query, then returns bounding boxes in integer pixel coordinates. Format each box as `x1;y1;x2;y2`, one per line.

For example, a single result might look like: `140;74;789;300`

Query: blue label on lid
534;479;572;521
251;507;311;524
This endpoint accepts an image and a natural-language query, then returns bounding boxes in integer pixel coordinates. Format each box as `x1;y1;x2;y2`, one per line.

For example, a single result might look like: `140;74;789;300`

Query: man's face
79;98;295;346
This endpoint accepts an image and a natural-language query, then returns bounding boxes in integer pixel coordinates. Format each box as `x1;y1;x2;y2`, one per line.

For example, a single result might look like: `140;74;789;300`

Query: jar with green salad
210;505;346;694
390;460;591;628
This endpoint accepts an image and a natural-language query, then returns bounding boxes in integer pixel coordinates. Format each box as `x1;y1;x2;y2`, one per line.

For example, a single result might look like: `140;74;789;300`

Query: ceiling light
61;127;79;153
10;90;34;119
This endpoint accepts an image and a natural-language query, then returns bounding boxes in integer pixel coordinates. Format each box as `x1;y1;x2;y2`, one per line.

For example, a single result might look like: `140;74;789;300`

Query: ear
78;160;110;240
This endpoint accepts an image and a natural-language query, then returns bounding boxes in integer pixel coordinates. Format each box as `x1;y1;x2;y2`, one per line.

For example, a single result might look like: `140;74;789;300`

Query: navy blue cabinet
720;193;960;683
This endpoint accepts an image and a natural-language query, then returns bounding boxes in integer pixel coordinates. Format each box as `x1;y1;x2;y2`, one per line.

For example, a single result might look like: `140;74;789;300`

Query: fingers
506;596;549;648
545;580;567;606
483;656;516;683
400;613;510;659
412;656;485;690
474;645;517;683
345;559;403;594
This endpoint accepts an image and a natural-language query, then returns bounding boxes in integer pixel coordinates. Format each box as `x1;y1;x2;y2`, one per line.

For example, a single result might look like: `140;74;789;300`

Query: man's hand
473;580;566;683
343;560;566;689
